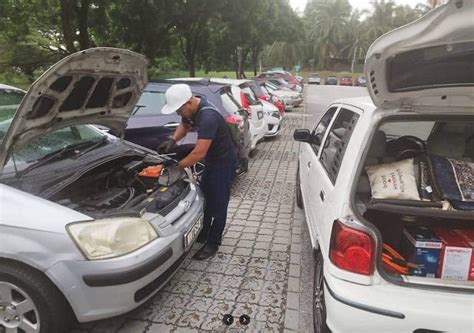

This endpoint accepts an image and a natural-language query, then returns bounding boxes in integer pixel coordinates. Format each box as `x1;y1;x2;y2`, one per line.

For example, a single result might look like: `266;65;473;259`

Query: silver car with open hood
0;48;203;333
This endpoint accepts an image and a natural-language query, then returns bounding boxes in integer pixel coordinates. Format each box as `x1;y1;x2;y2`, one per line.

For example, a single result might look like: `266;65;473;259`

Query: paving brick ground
72;106;310;333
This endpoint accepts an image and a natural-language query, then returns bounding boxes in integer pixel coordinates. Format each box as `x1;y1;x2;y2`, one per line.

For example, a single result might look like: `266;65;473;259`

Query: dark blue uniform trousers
199;162;235;246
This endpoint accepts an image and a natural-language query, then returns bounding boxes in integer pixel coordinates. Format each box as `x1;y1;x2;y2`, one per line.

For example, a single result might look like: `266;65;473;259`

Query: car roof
335;96;376;112
144;80;230;114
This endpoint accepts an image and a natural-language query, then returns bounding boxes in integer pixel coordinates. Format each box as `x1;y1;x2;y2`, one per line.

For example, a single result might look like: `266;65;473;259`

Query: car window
320;108;360;183
379;121;435;140
133;91;166;116
241;86;260;106
249;83;264;97
220;90;241;114
0;89;25;124
310;106;338;155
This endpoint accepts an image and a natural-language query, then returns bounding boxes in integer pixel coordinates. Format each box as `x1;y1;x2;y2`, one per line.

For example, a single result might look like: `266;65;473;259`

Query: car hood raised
0;47;148;168
365;0;474;109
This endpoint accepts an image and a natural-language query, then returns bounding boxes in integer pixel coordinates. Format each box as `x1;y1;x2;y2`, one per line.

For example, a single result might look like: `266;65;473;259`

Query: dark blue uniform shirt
182;97;236;166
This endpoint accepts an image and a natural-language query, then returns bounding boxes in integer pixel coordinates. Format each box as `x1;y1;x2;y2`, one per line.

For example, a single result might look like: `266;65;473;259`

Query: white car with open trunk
294;1;474;332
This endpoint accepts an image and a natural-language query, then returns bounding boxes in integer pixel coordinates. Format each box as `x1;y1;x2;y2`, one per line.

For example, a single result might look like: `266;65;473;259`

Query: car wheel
296;164;303;209
248;149;256;158
0;263;72;333
314;252;330;333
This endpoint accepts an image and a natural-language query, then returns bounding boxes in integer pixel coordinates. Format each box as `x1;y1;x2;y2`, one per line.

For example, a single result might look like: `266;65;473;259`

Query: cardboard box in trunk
434;228;474;281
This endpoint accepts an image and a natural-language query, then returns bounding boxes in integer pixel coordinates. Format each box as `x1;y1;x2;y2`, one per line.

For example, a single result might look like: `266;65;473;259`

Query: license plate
184;215;203;249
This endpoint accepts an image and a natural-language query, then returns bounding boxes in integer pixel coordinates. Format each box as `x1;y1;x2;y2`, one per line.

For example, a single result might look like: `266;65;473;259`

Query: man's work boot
192;243;218;260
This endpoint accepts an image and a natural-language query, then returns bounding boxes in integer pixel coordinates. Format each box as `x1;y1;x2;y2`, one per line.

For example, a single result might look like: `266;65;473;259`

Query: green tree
304;0;352;68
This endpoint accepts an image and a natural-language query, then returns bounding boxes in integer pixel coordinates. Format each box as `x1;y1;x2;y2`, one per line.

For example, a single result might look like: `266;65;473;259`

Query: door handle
320;190;325;201
164;122;179;128
307;161;312;168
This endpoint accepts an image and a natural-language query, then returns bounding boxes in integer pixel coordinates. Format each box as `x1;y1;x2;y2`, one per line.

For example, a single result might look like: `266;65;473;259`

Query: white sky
289;0;424;15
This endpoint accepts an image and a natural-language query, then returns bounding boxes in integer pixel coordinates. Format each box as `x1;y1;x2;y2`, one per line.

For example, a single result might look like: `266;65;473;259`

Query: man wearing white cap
160;83;237;260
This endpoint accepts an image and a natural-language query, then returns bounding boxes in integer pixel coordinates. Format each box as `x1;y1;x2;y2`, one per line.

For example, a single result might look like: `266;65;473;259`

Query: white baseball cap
161;84;193;115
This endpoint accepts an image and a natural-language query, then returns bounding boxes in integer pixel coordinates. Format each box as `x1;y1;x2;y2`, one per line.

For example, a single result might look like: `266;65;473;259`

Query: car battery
401;226;442;278
434;228;474;281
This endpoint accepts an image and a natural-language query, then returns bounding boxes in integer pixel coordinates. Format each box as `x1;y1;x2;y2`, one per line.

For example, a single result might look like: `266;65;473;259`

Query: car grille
134;250;188;302
158;183;191;217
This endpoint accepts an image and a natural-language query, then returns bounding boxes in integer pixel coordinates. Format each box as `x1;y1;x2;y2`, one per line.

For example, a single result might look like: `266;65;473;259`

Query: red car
339;76;353;86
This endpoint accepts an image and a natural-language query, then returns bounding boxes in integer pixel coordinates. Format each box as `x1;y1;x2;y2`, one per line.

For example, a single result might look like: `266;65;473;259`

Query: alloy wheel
0;282;40;333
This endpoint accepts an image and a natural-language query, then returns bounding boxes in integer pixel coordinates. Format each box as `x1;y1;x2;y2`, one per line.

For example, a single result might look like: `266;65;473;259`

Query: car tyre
296;164;303;209
313;251;330;333
0;262;72;333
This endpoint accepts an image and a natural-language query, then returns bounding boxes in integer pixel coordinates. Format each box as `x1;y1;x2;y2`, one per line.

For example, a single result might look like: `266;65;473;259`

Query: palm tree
304;0;352;68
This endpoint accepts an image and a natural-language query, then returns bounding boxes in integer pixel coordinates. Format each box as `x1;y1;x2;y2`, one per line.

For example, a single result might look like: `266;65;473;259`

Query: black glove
157;137;177;154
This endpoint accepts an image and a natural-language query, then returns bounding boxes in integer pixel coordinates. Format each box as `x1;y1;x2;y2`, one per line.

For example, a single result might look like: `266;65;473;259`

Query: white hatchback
294;2;474;332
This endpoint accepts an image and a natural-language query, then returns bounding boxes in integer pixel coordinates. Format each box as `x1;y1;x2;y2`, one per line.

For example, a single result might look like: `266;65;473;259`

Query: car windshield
3;123;105;171
133;90;166;116
265;82;279;91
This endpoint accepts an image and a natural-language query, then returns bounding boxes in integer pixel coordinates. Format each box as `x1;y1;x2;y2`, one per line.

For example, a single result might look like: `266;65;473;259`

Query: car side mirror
293;129;311;142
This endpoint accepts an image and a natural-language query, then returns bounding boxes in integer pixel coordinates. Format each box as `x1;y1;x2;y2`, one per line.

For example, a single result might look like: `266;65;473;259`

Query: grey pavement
72;96;316;333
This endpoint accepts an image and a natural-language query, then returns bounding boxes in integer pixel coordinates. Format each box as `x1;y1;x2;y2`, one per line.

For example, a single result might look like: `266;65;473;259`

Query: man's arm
179;139;211;168
172;123;192;142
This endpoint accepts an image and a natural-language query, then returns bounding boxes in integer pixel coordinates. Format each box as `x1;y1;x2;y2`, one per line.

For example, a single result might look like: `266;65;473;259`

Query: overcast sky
289;0;425;15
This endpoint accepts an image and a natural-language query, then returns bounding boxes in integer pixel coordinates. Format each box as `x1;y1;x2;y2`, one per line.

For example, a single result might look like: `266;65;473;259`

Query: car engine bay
45;155;192;217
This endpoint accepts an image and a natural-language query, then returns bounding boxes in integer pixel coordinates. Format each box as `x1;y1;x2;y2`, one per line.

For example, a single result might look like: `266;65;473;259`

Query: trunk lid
365;0;474;109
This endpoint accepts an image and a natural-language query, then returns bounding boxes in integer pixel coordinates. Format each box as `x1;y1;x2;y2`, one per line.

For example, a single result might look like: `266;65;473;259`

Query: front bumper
46;190;204;323
264;115;282;137
324;269;474;333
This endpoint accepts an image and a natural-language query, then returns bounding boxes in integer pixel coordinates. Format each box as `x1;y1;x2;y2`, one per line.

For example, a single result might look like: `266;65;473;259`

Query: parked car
339;75;352;86
261;80;303;108
294;2;473;332
0;48;204;332
258;81;295;111
308;73;321;85
247;80;285;115
324;76;338;85
0;84;26;128
355;75;367;87
126;79;251;174
210;78;267;153
261;99;283;137
339;75;354;86
267;77;302;93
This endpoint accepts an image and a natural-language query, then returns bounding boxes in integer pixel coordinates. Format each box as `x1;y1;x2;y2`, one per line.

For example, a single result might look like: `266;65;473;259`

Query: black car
324;76;338;85
125;79;251;173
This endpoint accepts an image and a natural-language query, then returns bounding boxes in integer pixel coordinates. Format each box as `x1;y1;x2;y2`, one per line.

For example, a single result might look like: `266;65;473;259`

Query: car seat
426;122;472;160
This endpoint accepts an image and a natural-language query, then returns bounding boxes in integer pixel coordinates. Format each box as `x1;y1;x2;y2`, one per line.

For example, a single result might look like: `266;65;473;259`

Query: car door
299;106;338;245
310;106;361;253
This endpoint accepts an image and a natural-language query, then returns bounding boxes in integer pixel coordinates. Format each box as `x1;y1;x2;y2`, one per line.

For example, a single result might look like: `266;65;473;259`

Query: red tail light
240;92;250;109
329;220;375;275
225;115;244;130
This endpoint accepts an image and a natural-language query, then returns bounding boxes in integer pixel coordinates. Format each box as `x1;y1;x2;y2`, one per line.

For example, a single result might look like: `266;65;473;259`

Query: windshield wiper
17;137;108;177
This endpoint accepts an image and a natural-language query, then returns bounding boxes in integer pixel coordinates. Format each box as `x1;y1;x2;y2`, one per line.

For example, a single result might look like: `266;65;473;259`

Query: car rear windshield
387;41;474;92
133;91;166;116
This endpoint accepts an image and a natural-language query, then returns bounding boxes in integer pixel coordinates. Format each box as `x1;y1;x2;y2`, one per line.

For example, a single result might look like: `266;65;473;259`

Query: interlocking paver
73;106;307;332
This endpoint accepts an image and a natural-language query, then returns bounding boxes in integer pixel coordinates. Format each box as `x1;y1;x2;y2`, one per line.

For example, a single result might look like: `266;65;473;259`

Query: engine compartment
50;155;190;217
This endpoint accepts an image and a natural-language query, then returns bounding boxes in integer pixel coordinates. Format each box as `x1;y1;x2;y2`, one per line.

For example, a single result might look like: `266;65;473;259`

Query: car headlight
67;217;158;260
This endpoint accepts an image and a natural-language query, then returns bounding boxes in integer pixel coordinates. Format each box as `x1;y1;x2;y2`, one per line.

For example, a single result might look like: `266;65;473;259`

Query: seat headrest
367;130;387;158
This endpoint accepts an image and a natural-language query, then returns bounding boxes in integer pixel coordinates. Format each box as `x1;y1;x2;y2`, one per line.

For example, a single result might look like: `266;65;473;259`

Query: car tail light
329;220;375;275
240;92;250;109
225;115;244;130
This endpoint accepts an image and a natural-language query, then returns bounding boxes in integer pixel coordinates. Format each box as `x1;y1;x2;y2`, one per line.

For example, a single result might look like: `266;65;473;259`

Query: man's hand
157;137;177;154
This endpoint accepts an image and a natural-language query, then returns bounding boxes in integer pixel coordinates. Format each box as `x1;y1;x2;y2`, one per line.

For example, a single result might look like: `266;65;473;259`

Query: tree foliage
0;0;432;82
